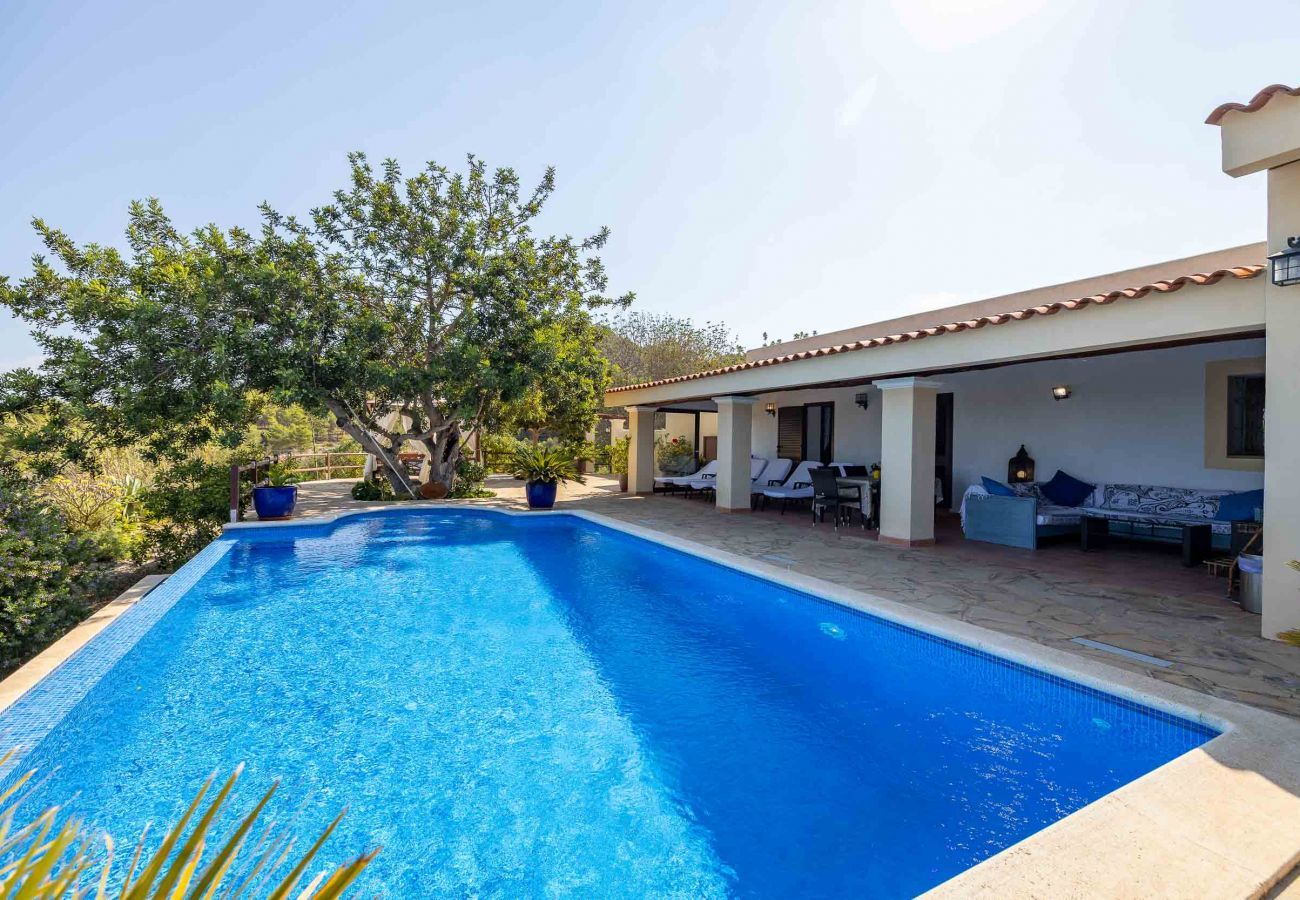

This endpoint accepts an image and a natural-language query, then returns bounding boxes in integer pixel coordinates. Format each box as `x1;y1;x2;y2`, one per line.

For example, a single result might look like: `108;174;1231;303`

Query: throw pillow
1215;489;1263;522
1041;470;1095;507
981;476;1017;497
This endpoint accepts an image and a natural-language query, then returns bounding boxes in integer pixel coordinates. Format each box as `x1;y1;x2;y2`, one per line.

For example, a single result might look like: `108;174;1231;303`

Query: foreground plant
0;757;376;898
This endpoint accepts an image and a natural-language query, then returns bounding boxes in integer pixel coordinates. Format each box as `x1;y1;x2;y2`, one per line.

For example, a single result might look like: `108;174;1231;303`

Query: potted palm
252;459;299;519
510;445;584;509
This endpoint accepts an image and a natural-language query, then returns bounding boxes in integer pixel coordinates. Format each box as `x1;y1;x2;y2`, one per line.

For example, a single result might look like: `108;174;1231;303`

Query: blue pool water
5;510;1215;896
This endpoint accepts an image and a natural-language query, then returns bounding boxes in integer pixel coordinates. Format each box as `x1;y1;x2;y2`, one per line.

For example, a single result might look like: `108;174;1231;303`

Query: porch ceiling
607;265;1265;407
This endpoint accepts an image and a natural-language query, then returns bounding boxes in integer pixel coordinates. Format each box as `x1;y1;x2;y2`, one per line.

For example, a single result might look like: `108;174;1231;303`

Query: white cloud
836;77;879;132
888;0;1051;51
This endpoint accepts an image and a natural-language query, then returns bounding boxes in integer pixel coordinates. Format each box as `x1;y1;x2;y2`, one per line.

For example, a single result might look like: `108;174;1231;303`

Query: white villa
607;83;1300;643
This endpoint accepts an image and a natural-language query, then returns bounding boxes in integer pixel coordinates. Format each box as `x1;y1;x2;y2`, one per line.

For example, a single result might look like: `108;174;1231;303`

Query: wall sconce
854;392;870;410
1268;236;1300;286
764;402;777;417
1051;385;1072;401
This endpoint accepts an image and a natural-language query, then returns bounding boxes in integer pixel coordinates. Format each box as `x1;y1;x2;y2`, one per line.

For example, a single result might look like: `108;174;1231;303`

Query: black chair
840;465;869;477
811;468;864;530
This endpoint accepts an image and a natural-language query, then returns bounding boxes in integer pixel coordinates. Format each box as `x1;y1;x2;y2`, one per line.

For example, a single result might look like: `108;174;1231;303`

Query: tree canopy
601;312;745;389
0;154;627;495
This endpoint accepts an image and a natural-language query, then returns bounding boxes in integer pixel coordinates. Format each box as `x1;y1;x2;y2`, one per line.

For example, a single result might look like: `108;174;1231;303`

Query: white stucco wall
943;338;1265;500
750;385;883;465
745;339;1266;499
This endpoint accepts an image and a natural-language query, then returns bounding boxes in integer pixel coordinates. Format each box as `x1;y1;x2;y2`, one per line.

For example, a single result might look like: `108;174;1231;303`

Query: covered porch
607;242;1299;640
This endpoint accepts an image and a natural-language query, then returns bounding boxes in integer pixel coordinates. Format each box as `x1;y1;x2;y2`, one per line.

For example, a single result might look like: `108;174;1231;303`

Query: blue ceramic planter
525;480;558;510
253;485;298;519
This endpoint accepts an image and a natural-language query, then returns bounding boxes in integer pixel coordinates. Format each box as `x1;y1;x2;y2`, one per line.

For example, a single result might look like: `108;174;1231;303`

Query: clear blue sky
1;0;1292;369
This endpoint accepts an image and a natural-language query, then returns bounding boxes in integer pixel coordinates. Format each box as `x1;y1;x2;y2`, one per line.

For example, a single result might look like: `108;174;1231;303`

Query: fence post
325;452;332;480
228;463;240;523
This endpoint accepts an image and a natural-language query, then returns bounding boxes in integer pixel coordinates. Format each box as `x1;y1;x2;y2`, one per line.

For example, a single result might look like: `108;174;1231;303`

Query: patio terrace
285;476;1300;718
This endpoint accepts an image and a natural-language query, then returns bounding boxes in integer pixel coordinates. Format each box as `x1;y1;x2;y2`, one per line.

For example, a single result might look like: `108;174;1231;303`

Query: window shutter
777;407;803;462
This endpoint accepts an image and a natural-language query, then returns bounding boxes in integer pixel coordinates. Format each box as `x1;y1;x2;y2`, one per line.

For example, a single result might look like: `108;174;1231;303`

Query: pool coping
4;503;1298;896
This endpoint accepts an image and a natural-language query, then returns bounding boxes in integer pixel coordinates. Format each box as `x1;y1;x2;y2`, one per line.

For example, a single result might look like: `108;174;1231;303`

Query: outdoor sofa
961;477;1261;564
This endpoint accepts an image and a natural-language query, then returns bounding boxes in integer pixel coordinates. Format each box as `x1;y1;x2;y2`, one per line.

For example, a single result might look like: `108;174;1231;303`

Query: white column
876;377;942;546
1263;162;1300;638
713;396;756;512
626;406;657;494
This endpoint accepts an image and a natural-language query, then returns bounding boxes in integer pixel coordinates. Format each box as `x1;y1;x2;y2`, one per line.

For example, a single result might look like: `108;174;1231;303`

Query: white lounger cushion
751;458;793;493
657;460;717;486
762;460;824;500
689;458;770;491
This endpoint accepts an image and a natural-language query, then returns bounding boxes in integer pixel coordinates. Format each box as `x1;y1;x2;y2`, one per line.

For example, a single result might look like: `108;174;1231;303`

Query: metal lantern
854;392;870;410
764;402;777;417
1269;236;1300;287
1008;445;1035;484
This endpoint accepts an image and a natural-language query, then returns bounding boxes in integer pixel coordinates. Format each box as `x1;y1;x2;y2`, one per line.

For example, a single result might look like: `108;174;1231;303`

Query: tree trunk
421;421;462;489
325;400;418;498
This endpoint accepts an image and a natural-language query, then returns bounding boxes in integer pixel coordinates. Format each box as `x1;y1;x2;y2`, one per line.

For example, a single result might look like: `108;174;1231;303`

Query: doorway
935;392;954;509
803;402;835;465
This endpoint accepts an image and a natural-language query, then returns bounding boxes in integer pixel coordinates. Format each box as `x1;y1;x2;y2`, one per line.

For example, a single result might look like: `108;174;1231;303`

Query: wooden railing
228;451;367;522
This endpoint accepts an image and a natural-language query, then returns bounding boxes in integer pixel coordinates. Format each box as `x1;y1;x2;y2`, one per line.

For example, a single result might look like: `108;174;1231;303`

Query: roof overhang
606;268;1265;407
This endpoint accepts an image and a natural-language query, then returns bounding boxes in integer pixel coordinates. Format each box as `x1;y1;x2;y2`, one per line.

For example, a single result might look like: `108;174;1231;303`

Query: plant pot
252;485;298;519
525;479;559;510
618;473;628;492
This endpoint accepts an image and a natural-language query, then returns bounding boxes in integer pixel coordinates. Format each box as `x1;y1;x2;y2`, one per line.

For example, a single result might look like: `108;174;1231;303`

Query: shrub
0;466;100;673
655;435;694;476
351;478;395;501
609;436;630;476
139;458;243;570
447;458;494;499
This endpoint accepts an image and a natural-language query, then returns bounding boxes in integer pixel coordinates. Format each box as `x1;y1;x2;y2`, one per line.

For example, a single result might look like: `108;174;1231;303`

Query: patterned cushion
1100;484;1227;520
1013;482;1045;501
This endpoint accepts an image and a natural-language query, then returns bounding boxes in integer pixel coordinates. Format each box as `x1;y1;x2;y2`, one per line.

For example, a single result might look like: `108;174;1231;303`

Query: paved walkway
284;476;1300;717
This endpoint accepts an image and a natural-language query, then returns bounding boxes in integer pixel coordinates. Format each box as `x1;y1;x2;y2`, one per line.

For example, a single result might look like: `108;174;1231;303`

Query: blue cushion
1215;489;1263;522
1041;470;1095;507
981;476;1017;497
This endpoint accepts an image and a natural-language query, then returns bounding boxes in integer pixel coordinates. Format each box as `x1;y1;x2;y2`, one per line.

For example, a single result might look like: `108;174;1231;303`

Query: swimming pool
1;509;1217;896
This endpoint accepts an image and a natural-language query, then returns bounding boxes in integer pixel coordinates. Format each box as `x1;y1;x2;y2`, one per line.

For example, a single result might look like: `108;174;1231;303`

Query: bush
351;478;395;501
139;458;242;570
656;435;695;475
0;466;100;673
609;436;630;476
447;458;494;499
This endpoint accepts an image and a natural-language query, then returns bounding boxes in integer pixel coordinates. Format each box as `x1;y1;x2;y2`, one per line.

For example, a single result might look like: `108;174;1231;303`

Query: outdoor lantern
854;392;870;410
1008;445;1035;484
1051;385;1072;401
1269;236;1300;286
764;402;777;417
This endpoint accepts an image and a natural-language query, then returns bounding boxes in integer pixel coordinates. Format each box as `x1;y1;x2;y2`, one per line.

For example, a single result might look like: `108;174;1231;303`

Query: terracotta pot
419;480;449;500
618;473;628;492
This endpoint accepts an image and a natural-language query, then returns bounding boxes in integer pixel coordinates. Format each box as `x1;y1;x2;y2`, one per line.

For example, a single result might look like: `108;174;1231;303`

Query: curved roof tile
1206;84;1300;125
606;265;1264;394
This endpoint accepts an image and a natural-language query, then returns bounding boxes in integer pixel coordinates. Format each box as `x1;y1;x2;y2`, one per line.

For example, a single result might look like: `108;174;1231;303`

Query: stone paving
286;476;1300;718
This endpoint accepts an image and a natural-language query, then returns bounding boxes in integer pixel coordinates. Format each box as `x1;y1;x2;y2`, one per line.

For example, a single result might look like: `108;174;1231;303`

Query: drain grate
1071;638;1173;669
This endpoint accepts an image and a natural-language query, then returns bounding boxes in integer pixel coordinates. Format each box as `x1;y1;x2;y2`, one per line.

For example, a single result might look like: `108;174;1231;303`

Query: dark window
1227;374;1265;458
777;407;804;462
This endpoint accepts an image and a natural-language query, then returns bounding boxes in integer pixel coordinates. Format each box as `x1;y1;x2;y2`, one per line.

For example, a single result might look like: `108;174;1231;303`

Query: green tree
601;312;745;388
252;153;625;494
0;154;627;498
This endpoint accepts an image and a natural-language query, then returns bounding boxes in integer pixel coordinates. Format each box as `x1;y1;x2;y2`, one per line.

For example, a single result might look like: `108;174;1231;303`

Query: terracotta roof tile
1206;84;1300;125
606;264;1265;394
